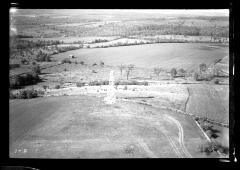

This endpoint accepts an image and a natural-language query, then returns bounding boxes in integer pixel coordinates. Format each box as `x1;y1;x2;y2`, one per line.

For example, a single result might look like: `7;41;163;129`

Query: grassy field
9;42;228;92
186;84;229;124
10;95;216;158
50;43;228;70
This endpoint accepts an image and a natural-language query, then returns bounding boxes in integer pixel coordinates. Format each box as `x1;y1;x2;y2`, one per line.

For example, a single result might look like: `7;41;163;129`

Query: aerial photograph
9;9;229;158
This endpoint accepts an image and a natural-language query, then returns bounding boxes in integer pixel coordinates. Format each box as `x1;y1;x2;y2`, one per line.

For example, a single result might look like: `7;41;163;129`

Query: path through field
164;115;192;158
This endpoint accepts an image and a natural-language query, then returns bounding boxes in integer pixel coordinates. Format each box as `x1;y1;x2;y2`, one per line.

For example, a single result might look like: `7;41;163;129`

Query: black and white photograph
9;9;230;159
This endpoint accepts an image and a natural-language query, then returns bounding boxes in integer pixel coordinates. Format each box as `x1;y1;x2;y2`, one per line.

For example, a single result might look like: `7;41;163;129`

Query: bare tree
126;64;135;80
119;64;126;77
194;72;199;81
213;65;220;77
199;63;207;73
170;68;177;78
211;24;217;42
178;68;186;77
153;67;162;80
99;61;104;66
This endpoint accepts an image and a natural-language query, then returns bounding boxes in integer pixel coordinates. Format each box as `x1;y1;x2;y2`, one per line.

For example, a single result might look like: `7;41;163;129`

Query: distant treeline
14;34;34;38
10;37;63;50
134;25;229;37
177;16;229;21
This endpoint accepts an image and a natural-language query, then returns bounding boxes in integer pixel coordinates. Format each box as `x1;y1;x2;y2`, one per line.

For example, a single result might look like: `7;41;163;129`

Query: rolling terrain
50;43;228;70
9;9;229;158
10;95;214;158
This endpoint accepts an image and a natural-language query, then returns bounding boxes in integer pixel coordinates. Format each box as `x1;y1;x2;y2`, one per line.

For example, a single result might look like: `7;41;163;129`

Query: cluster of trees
10;64;41;89
36;50;51;62
90;39;109;44
133;24;228;38
10;36;84;66
118;65;189;81
154;62;222;82
95;40;150;48
153;67;163;80
54;45;80;53
153;67;187;79
118;62;221;83
118;64;135;80
14;34;34;38
11;44;83;68
194;63;223;82
10;88;44;99
10;38;63;50
76;80;148;87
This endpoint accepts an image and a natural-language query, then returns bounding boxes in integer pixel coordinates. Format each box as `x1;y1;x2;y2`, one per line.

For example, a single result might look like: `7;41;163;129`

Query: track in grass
164;114;192;158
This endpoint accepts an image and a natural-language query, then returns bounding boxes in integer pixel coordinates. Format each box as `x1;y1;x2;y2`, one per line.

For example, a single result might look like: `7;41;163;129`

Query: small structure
69;54;75;58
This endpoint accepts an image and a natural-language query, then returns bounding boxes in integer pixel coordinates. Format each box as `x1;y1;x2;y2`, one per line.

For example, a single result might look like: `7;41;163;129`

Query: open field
10;95;218;158
10;43;228;80
9;46;229;158
186;84;229;124
9;74;229;158
215;55;229;74
50;43;228;70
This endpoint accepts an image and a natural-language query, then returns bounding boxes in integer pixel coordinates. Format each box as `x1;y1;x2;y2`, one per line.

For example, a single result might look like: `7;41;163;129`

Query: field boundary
121;99;229;127
195;120;211;142
184;86;190;112
195;120;225;158
121;98;227;157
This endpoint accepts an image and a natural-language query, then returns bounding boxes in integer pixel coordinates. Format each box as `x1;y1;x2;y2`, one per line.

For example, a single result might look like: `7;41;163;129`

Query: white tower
104;70;116;104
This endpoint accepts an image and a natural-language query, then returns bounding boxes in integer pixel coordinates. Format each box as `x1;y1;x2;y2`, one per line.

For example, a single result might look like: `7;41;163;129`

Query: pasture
10;95;214;158
51;43;228;70
186;84;229;124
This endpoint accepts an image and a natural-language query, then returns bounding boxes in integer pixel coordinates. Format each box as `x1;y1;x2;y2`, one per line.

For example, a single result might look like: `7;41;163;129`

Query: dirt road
164;115;192;158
